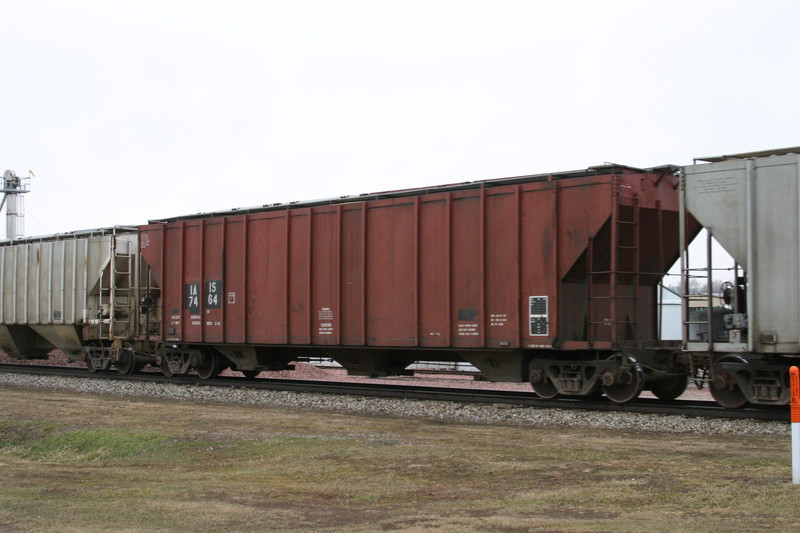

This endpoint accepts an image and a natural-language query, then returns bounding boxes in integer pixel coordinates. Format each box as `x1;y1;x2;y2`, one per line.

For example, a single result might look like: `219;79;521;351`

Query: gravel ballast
0;372;789;437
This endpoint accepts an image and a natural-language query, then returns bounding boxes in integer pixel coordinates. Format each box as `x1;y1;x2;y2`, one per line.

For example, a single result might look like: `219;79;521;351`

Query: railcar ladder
587;192;641;344
98;234;135;340
680;230;714;349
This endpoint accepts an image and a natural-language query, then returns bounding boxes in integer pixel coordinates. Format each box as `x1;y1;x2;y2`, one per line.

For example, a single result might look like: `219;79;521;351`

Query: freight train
1;147;798;408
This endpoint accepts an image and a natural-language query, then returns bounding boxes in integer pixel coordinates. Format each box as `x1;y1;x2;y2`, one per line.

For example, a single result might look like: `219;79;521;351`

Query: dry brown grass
1;385;799;532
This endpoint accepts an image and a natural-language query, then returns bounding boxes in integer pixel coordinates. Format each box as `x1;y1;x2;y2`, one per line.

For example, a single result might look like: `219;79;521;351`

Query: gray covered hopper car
681;148;800;407
0;227;143;371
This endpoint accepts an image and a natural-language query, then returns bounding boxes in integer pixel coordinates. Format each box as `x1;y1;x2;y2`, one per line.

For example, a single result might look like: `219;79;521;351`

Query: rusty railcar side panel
365;197;417;346
222;215;246;344
417;195;450;348
484;187;521;348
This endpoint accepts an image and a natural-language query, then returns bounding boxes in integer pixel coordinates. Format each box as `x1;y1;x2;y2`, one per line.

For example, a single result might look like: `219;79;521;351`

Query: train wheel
242;370;261;380
649;373;688;401
709;355;748;408
529;364;559;399
531;377;559;399
115;344;136;375
195;351;218;380
602;354;644;404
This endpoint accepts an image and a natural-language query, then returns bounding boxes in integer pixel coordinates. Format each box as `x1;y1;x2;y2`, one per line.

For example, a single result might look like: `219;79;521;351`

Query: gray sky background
2;0;799;237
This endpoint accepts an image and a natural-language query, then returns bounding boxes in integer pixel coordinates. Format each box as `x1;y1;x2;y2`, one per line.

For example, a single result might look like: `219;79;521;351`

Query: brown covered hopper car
136;164;688;402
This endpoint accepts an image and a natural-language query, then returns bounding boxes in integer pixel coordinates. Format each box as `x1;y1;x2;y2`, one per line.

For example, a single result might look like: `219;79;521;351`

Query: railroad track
0;363;788;423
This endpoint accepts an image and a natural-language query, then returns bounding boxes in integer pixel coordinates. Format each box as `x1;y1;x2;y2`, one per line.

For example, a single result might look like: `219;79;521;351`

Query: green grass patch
30;427;171;462
0;420;199;463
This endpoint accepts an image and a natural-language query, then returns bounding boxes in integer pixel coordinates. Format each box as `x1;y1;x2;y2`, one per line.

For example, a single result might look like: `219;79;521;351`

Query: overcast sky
2;0;799;237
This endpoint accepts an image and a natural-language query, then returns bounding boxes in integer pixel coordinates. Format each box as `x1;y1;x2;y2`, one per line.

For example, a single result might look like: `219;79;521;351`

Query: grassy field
1;386;799;532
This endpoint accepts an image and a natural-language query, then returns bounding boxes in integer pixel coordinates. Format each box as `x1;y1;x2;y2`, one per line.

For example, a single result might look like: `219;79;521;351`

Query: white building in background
659;285;682;340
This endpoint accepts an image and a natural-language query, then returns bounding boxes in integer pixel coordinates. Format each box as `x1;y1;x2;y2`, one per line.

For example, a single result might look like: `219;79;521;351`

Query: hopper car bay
1;147;799;408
